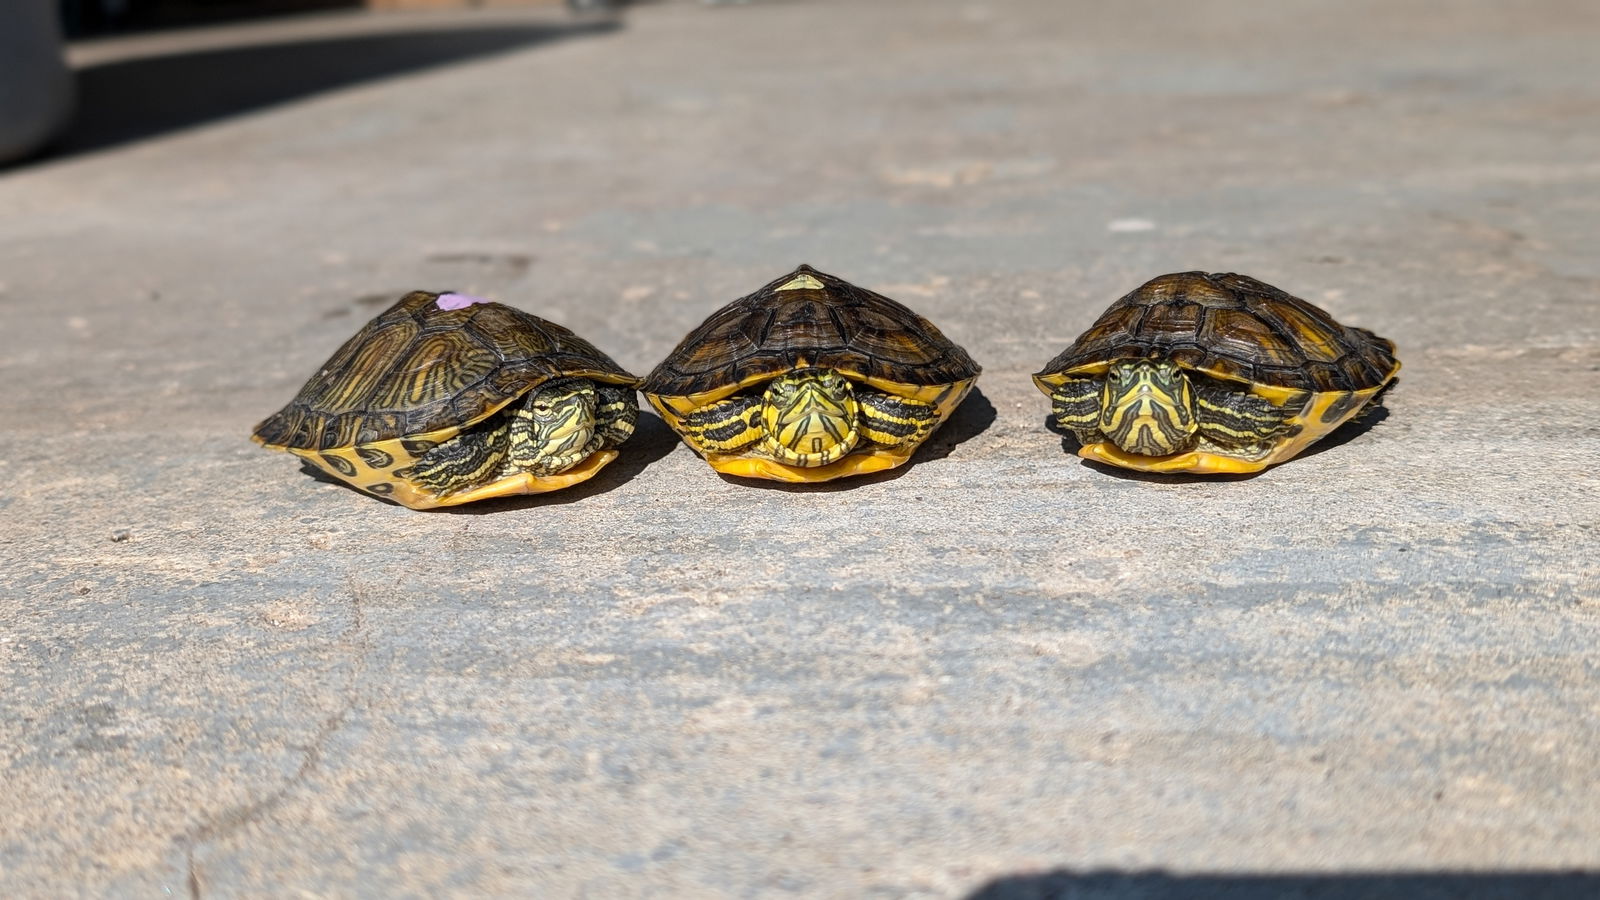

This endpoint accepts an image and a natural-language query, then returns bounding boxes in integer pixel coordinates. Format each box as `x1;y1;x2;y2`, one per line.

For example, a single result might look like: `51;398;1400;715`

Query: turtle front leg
411;420;511;496
592;383;639;449
857;389;941;449
1193;381;1298;455
1048;376;1103;445
679;393;763;456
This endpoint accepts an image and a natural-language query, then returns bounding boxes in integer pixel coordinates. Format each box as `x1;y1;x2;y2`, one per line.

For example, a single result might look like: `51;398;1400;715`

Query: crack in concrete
180;580;371;898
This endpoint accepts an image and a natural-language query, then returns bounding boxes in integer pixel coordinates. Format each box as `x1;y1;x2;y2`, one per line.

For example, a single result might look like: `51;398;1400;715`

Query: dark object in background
61;0;639;37
61;0;370;37
967;870;1600;900
0;0;74;163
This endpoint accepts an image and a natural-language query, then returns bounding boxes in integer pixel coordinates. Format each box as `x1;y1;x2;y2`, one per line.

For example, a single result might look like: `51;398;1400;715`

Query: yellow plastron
648;376;975;483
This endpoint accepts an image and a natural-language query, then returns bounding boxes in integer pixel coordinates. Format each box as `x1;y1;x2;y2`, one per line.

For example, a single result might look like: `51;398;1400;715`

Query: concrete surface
3;0;1599;896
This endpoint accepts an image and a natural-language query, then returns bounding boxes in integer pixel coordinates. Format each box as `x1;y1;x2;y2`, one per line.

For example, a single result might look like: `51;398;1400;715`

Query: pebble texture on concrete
2;0;1598;896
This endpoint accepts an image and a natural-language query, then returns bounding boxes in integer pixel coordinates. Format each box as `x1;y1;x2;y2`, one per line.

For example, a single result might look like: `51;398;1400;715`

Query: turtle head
508;377;600;475
1097;360;1198;456
759;367;861;467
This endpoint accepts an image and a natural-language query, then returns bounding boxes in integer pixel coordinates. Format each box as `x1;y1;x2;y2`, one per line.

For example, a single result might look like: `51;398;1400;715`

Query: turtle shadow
714;386;998;493
920;385;999;462
295;407;678;512
1043;379;1398;484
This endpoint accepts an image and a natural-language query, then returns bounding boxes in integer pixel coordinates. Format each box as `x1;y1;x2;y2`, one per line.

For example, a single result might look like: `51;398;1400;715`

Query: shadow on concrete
50;19;619;158
1043;381;1397;484
714;385;998;493
65;1;646;37
965;869;1600;899
294;407;677;513
63;1;359;38
919;384;998;461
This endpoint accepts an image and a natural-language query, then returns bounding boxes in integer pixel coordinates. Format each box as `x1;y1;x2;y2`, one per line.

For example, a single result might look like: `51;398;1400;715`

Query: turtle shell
1036;271;1397;392
255;290;637;452
641;265;980;403
253;291;639;508
641;265;980;483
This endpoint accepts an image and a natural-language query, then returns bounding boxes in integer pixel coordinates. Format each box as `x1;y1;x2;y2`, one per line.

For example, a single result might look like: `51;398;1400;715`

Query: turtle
1032;271;1399;475
252;290;639;509
641;265;980;483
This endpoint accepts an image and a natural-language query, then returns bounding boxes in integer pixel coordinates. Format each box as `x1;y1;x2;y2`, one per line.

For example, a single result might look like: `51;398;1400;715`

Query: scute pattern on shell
254;291;637;451
640;265;980;397
1037;272;1398;392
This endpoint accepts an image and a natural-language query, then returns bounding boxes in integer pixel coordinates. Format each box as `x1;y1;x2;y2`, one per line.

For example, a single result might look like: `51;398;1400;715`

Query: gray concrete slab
2;0;1598;895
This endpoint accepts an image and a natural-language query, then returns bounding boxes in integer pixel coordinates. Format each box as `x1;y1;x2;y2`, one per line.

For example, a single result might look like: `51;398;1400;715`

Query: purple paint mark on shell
436;292;493;311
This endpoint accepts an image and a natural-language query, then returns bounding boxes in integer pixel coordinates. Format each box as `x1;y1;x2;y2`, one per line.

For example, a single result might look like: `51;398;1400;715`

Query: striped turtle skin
253;290;639;508
642;265;980;483
1033;272;1399;474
